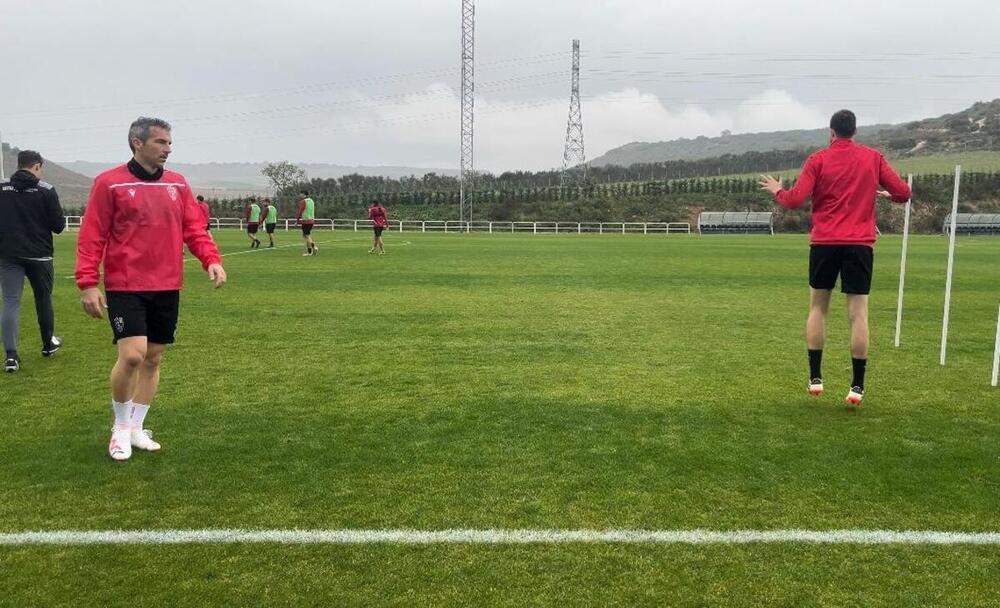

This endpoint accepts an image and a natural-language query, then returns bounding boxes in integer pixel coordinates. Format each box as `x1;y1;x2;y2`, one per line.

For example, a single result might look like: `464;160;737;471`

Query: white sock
131;403;150;430
112;400;131;429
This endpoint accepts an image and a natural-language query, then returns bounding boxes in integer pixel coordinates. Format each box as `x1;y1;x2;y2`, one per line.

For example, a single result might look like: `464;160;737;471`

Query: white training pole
940;165;961;366
992;303;1000;387
894;174;913;347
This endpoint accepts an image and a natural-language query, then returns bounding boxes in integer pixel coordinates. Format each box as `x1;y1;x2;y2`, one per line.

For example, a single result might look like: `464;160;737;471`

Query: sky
1;0;998;172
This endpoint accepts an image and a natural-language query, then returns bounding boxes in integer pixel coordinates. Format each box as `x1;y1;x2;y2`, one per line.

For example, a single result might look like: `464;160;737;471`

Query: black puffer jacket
0;169;65;258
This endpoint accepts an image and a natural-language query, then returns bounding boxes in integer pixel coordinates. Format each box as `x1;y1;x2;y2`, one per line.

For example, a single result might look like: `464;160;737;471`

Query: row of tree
214;169;1000;235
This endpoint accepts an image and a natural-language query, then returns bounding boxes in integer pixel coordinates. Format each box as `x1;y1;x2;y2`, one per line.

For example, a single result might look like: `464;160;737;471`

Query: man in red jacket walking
368;199;388;255
76;117;227;461
759;109;910;407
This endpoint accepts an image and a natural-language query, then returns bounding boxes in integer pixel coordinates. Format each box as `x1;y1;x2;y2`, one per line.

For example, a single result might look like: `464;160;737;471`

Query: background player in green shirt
245;198;262;249
261;198;278;248
296;190;317;256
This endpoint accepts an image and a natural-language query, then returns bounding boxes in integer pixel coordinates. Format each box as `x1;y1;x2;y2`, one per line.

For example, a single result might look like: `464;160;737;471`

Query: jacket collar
127;158;164;181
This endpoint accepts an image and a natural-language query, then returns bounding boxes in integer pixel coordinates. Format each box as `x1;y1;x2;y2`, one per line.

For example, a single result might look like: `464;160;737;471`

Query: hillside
591;99;1000;167
2;143;94;207
60;161;458;191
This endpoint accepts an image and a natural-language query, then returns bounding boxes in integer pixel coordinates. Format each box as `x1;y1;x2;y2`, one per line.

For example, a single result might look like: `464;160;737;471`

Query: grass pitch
1;229;998;607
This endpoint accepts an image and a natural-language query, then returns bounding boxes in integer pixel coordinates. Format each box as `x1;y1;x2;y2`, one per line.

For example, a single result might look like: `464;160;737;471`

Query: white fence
64;217;691;235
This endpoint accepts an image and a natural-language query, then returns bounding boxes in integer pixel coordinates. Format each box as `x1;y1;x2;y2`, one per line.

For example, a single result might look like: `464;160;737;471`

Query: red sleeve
74;179;113;290
182;183;221;269
878;156;911;203
296;200;304;220
368;207;375;220
244;203;250;222
774;156;819;209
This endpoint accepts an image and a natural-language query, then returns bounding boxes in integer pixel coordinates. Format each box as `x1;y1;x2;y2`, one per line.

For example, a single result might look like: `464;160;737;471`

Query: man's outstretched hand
758;175;782;195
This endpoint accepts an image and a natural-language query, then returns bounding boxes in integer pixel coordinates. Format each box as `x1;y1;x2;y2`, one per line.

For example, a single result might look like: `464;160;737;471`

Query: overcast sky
1;0;998;171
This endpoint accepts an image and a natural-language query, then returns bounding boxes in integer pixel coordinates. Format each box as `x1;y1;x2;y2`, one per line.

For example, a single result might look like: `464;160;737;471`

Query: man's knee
116;340;148;370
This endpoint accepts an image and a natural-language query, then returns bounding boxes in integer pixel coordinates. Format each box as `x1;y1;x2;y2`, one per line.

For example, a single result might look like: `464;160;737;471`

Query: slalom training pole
894;174;913;347
992;303;1000;387
940;165;961;366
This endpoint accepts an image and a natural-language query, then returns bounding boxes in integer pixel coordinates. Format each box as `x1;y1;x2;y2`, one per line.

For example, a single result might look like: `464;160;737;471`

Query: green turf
1;230;998;606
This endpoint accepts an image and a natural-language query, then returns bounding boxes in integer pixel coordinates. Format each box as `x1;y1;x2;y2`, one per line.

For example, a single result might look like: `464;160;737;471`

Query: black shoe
4;356;19;373
268;243;274;248
42;336;62;357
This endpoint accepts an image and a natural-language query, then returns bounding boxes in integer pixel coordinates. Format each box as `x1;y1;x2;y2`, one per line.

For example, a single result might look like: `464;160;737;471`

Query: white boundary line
61;238;413;279
1;528;998;546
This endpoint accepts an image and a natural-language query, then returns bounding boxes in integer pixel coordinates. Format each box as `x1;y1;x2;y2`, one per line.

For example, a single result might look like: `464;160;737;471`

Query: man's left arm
181;184;225;286
877;156;912;203
46;188;66;234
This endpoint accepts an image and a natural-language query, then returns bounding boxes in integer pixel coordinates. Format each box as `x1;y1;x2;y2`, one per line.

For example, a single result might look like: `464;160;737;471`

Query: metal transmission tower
459;0;475;224
561;39;585;187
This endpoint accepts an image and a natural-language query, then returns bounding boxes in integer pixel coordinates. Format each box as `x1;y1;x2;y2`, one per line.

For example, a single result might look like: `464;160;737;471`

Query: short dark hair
300;189;309;196
128;117;171;152
196;195;205;201
830;109;856;138
17;150;43;169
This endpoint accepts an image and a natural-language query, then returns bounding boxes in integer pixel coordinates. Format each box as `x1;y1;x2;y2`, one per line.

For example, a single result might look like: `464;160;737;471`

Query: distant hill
590;99;1000;167
59;161;458;193
2;143;95;208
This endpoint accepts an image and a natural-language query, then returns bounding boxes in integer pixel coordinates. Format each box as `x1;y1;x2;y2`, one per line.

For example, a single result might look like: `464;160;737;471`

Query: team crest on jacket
166;186;178;201
128;188;136;198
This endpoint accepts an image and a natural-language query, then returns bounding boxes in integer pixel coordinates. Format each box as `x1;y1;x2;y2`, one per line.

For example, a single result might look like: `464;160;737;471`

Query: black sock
808;349;823;380
851;358;867;390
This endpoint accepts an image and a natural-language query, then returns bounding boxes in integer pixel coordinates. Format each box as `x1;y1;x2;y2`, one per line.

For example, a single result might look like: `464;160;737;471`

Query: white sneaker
109;426;132;461
131;428;161;451
846;386;864;407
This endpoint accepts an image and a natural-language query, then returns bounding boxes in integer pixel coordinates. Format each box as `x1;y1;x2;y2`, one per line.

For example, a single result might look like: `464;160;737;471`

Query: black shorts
373;226;384;237
247;222;259;234
205;223;211;232
809;245;873;295
301;223;314;236
106;291;181;345
265;223;276;234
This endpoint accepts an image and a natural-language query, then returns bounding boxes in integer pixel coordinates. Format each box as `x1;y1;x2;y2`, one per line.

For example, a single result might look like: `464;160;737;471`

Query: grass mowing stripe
3;528;999;545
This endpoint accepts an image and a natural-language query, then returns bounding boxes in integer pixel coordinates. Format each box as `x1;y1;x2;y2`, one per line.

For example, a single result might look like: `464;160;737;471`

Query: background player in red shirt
759;109;910;407
196;194;211;233
368;200;388;255
76;117;227;461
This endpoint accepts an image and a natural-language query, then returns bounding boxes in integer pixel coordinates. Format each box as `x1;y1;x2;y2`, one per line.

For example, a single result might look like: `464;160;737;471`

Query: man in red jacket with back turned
76;117;227;461
759;109;910;407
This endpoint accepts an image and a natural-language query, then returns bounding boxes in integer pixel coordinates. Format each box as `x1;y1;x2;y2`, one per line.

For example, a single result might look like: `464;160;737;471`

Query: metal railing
64;217;692;235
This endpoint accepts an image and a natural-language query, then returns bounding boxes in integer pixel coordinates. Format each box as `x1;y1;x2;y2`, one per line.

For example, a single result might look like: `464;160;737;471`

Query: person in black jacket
0;150;66;372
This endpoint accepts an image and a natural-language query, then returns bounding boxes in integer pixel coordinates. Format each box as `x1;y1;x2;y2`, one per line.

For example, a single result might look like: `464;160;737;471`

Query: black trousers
0;257;55;356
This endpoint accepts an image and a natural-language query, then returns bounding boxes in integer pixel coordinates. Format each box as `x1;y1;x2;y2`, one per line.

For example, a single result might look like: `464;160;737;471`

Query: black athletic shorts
265;223;276;234
247;222;259;234
809;245;873;295
373;226;384;237
106;290;181;345
301;223;314;236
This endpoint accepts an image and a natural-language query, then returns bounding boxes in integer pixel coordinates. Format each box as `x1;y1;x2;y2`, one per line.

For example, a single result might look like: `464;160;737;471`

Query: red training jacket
368;205;388;228
75;164;222;291
773;138;911;245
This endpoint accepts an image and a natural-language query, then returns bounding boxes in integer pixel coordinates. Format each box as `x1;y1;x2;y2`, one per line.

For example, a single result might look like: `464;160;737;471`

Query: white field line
61;238;412;279
182;237;412;261
1;528;998;546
